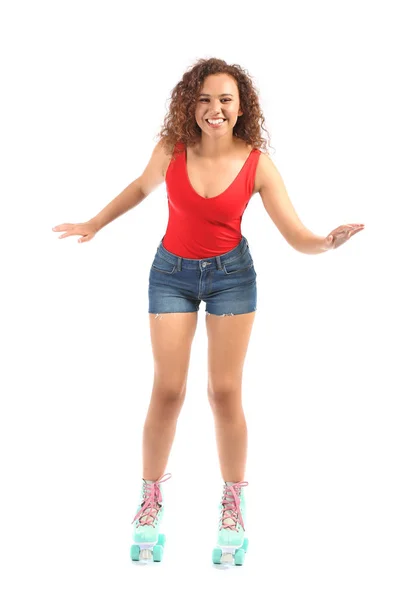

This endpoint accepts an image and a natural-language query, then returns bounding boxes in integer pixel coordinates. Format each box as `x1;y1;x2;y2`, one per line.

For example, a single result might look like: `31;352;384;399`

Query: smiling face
194;73;243;138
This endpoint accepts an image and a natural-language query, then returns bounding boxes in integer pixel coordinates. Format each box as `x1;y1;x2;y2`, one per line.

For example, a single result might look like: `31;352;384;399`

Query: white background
1;0;412;598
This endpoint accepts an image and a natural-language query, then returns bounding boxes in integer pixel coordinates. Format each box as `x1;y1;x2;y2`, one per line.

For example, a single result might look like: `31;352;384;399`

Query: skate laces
220;481;248;531
131;473;172;526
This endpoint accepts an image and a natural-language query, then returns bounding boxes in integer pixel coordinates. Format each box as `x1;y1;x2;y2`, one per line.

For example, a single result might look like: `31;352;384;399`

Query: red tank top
162;141;261;258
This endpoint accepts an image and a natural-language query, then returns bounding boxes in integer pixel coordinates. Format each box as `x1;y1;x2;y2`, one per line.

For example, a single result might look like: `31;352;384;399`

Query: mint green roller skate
130;473;171;563
212;480;249;566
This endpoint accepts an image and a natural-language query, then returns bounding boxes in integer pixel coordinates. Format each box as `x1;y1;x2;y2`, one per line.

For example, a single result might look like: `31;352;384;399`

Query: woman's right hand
52;220;100;243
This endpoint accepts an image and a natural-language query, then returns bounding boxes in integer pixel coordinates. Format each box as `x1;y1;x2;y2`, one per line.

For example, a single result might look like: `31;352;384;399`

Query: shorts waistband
156;236;251;271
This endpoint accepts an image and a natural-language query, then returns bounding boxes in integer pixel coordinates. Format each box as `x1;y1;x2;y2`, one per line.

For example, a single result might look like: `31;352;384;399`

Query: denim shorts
148;235;257;316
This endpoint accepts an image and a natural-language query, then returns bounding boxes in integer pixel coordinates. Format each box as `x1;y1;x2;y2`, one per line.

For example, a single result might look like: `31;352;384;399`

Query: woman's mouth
206;118;226;129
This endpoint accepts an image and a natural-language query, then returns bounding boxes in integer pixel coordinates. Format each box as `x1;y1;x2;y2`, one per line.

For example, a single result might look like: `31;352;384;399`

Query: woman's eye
199;98;231;102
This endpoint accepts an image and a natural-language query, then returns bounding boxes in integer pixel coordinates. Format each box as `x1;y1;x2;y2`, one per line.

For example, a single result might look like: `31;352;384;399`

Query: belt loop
215;255;222;270
177;256;182;271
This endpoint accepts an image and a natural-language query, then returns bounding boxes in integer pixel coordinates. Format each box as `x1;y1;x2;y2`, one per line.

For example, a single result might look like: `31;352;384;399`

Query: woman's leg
142;312;198;480
205;311;256;482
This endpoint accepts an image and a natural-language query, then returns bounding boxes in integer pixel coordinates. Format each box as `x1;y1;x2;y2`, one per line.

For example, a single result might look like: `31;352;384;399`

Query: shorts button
202;262;207;267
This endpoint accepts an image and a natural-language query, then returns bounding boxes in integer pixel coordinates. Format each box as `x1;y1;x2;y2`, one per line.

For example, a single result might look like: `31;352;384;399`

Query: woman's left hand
324;223;365;250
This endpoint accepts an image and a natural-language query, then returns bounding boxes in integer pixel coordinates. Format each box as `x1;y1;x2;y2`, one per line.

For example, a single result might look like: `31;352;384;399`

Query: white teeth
207;119;224;124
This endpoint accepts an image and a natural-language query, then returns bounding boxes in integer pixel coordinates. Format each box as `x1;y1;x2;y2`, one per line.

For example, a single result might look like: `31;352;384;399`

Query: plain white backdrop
1;0;412;598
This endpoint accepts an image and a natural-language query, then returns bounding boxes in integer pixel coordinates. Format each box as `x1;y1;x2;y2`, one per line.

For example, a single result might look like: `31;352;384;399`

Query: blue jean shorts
148;235;257;316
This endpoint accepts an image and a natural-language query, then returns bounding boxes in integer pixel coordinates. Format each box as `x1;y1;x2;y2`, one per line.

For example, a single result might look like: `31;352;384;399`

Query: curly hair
155;57;274;158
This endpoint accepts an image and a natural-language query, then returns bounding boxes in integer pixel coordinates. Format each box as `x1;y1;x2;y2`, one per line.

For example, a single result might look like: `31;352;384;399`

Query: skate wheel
212;547;222;564
130;545;141;561
234;548;245;566
153;544;163;562
158;533;166;547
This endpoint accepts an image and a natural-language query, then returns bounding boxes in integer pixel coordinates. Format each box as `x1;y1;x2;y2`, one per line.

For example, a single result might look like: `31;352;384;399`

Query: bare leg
206;311;256;482
142;384;185;480
142;312;198;480
209;388;248;483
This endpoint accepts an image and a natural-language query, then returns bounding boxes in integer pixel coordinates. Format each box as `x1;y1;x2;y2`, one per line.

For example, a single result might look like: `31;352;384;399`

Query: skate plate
212;538;249;566
131;533;166;562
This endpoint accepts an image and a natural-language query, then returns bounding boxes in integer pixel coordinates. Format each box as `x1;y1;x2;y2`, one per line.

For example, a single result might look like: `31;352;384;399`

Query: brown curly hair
155;57;274;158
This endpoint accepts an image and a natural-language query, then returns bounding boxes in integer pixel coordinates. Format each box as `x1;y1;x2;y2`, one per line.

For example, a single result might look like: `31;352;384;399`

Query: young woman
52;57;364;565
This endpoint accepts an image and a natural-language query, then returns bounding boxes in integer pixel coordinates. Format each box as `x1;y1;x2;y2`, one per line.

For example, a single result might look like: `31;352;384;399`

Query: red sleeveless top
162;141;261;258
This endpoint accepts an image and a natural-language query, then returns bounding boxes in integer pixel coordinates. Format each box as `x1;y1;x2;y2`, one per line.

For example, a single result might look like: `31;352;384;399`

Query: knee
152;382;186;415
207;382;241;416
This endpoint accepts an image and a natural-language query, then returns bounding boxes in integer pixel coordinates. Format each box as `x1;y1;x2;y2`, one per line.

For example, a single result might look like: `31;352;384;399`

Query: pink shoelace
131;473;172;526
220;481;248;531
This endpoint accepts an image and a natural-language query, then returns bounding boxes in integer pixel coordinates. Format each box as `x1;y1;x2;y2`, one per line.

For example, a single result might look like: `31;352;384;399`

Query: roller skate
212;480;249;566
130;472;171;563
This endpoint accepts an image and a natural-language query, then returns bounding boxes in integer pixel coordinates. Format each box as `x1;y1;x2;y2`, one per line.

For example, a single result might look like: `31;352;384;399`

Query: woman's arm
256;153;329;255
91;139;170;231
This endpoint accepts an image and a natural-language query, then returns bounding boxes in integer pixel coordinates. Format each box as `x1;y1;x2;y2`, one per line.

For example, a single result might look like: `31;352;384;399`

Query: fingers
53;227;76;239
52;224;74;236
53;223;96;243
348;225;365;237
343;224;364;232
52;223;92;240
332;224;364;248
335;224;364;238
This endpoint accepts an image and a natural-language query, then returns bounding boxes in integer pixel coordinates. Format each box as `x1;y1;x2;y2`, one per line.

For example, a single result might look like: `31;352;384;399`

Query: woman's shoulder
238;139;262;157
162;139;186;178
